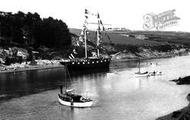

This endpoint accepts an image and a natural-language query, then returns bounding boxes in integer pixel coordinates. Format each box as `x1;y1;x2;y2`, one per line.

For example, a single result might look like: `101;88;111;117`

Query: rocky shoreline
0;48;189;74
171;76;190;85
111;47;189;61
0;60;64;74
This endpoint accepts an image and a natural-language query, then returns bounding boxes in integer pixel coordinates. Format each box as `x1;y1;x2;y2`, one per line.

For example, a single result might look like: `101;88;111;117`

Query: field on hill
69;28;190;47
69;28;190;59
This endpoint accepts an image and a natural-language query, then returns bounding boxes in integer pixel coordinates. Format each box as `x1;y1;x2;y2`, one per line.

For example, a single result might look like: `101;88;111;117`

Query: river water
1;56;190;120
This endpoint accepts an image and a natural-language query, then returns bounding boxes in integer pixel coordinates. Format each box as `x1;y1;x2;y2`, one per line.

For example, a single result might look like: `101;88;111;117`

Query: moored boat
60;57;111;71
135;71;149;77
60;9;111;72
58;65;93;108
58;92;93;107
135;59;149;77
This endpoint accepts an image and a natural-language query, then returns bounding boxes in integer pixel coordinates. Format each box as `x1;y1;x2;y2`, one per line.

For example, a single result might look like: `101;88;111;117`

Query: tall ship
60;9;111;71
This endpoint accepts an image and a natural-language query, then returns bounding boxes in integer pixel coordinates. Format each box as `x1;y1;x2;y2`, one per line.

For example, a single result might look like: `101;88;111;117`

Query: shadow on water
0;60;140;103
0;68;66;102
0;68;109;103
68;68;109;77
110;59;145;72
59;105;75;120
58;102;94;120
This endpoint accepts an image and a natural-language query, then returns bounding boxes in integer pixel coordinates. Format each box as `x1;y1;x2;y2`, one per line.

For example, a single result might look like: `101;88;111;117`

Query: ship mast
84;27;88;58
97;13;101;57
84;9;88;58
83;9;104;58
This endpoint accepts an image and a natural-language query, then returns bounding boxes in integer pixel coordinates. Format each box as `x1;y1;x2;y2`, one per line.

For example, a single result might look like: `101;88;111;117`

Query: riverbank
1;50;189;74
111;47;189;61
171;76;190;85
0;60;64;74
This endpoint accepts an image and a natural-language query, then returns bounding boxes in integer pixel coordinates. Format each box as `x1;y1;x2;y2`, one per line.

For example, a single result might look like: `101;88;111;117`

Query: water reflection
0;59;162;101
0;68;66;101
110;59;139;71
70;72;107;98
59;107;74;120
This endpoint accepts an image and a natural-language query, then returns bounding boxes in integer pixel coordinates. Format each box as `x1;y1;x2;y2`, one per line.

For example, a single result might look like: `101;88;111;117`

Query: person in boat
153;71;156;76
80;96;92;102
59;86;91;102
59;92;73;101
60;86;63;94
71;98;74;105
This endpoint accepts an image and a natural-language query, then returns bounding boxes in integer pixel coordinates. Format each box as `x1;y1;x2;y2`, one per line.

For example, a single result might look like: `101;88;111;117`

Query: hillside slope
69;28;190;59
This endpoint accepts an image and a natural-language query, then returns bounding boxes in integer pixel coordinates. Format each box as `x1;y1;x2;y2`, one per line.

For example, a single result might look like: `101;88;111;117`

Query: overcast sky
0;0;189;32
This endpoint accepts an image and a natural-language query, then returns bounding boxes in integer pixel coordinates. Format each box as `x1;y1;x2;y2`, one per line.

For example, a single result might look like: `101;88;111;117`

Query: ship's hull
58;97;93;107
135;72;149;77
60;58;111;71
58;94;93;108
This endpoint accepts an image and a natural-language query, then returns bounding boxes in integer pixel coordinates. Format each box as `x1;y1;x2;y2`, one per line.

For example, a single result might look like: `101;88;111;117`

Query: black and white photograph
0;0;190;120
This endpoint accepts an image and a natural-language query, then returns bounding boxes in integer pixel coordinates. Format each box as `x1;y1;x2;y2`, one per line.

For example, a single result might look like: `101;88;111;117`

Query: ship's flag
68;49;78;59
68;53;75;59
99;20;105;31
70;53;74;58
73;49;78;54
80;30;84;36
85;9;88;19
69;56;72;59
85;9;97;16
96;13;105;31
85;15;88;19
99;20;103;25
85;9;88;14
102;26;105;31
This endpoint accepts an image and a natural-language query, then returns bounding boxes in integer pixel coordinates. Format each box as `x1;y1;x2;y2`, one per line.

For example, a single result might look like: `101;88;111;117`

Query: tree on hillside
0;11;71;48
33;17;71;48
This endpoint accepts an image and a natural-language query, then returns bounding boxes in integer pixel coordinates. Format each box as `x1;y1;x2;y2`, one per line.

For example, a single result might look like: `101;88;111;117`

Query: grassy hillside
69;28;190;53
69;28;190;46
121;30;190;46
70;28;165;46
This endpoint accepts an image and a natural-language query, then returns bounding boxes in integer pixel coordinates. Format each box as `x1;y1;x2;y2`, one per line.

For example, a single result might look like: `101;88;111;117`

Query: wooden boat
135;59;149;77
58;91;93;108
135;71;149;77
58;65;93;107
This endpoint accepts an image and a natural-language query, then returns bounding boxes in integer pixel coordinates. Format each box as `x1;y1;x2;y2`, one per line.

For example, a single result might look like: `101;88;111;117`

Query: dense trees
0;11;71;48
